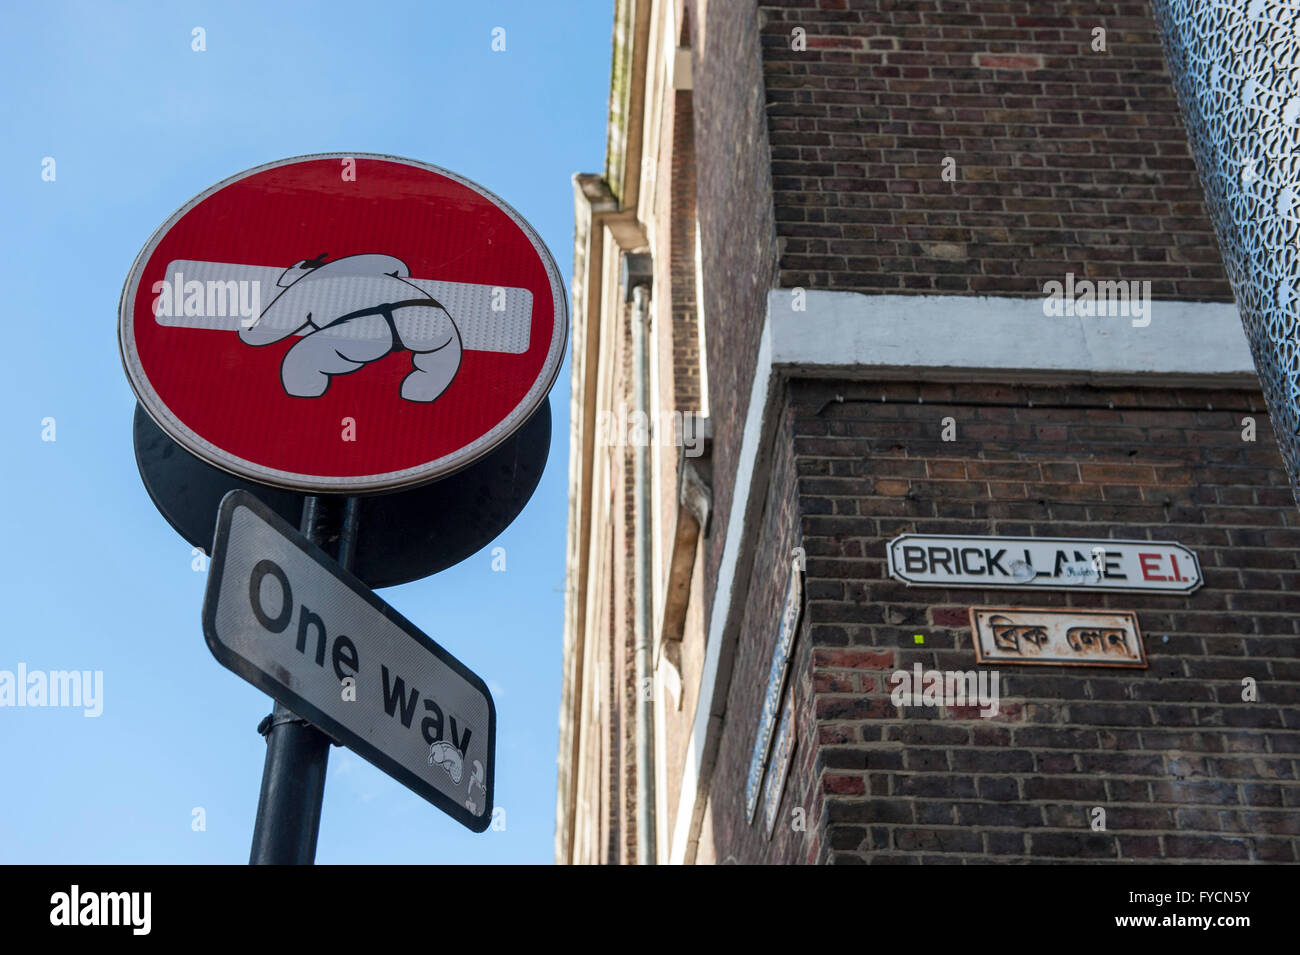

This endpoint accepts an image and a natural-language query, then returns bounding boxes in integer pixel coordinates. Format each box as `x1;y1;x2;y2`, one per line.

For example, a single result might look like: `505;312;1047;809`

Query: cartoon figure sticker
465;760;487;815
240;253;463;403
429;740;465;783
428;741;489;814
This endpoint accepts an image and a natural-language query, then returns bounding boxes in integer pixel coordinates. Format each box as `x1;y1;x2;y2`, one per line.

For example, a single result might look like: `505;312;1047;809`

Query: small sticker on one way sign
202;491;495;831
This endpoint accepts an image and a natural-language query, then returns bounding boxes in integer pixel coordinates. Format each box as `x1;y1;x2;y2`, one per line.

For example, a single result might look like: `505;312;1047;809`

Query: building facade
556;0;1300;865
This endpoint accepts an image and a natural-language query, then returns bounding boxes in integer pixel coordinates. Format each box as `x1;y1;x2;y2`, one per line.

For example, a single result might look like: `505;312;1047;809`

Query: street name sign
886;535;1202;594
119;153;567;493
969;606;1148;669
203;491;495;831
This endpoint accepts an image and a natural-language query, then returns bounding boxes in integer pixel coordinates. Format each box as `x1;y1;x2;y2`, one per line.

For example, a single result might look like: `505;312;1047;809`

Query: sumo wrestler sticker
240;252;464;403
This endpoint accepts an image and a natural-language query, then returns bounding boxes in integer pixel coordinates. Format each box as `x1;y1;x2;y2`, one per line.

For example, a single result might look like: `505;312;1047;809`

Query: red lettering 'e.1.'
1138;552;1167;581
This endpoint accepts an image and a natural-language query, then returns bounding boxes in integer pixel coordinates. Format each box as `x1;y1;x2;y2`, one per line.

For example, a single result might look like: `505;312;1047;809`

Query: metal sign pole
248;495;359;865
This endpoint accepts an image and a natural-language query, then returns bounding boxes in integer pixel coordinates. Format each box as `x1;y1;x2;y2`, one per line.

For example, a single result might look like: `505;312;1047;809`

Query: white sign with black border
202;490;495;832
886;534;1202;594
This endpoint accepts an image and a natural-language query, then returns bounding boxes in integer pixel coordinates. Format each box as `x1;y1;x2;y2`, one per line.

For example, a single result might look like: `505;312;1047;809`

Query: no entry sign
119;153;567;492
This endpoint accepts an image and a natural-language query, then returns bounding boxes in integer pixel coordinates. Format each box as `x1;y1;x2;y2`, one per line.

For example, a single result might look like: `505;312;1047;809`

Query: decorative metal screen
1152;0;1300;506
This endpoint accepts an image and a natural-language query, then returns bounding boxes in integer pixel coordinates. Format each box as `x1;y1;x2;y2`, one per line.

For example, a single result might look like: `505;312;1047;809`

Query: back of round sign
133;399;550;588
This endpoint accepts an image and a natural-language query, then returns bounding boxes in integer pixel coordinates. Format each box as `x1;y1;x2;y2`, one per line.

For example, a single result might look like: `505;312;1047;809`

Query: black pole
248;495;358;864
337;496;360;571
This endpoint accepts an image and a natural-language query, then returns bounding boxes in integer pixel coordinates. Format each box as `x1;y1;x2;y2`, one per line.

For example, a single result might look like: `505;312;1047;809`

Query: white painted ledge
769;291;1255;385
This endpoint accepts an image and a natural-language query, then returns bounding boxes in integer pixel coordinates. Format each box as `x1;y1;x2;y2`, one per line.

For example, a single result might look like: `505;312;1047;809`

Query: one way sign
202;491;495;831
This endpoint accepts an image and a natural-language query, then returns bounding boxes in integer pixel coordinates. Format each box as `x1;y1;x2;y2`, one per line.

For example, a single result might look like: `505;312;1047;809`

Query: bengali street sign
969;606;1148;669
887;535;1202;594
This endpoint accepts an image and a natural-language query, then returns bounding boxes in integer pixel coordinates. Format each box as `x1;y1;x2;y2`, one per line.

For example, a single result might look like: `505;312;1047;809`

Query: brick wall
669;90;701;415
755;0;1233;299
704;394;824;863
673;0;1285;865
773;377;1300;864
687;0;781;626
594;296;640;865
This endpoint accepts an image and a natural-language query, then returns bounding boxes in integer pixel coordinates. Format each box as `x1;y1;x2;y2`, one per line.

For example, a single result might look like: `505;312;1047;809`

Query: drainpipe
623;252;656;864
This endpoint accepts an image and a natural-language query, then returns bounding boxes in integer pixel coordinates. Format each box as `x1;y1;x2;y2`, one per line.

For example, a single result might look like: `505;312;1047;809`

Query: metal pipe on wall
627;257;657;864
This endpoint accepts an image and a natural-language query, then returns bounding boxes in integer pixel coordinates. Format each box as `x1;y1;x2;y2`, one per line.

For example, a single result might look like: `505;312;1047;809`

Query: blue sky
0;1;611;864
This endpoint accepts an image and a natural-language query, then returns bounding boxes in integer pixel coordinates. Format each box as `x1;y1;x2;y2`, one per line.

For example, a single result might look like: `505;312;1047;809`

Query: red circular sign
119;153;567;492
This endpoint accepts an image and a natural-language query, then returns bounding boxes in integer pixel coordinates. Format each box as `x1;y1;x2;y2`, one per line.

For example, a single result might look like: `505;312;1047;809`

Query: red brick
974;53;1046;71
930;607;969;628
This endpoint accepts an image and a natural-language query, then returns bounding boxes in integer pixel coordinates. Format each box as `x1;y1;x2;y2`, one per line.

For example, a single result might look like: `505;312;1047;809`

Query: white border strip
769;291;1253;382
668;290;1254;864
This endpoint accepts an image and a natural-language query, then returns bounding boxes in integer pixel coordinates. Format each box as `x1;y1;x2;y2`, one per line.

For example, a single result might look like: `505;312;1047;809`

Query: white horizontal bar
153;260;533;354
